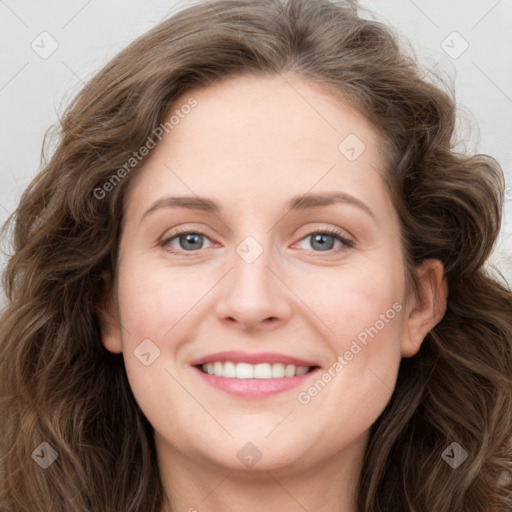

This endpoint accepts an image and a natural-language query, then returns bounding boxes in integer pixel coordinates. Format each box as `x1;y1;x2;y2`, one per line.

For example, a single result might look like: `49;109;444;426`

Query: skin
100;73;447;512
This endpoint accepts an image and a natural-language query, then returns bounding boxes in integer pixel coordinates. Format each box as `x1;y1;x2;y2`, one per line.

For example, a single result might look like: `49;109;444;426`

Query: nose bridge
214;228;291;329
235;234;273;289
232;231;278;301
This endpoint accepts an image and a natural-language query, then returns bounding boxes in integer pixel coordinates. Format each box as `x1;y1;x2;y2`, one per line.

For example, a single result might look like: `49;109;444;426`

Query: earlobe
401;259;448;358
101;331;123;354
96;280;123;354
98;310;123;354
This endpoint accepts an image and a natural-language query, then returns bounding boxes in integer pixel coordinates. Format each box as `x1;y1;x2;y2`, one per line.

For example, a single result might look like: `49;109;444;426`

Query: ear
401;259;448;358
96;273;123;354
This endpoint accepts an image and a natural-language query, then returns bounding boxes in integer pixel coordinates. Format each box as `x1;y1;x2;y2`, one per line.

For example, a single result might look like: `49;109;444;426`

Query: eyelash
160;226;355;256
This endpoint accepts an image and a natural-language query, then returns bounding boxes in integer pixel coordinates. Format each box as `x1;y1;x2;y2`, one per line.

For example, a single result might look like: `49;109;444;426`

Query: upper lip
189;351;319;367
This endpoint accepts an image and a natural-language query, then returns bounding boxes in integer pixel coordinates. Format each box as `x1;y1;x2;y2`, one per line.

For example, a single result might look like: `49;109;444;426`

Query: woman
1;0;511;510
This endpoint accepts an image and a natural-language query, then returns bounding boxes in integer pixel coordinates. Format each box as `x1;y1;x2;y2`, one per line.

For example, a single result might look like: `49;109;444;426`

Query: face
102;73;445;477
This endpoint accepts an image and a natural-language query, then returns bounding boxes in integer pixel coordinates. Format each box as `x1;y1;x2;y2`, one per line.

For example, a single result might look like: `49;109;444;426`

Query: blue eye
160;227;354;255
163;230;214;252
296;229;354;252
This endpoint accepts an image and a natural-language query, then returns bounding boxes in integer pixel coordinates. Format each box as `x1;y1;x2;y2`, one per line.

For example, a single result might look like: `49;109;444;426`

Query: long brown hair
1;0;511;510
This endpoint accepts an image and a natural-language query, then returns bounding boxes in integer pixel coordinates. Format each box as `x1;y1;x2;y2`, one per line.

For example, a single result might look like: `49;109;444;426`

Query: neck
157;430;369;512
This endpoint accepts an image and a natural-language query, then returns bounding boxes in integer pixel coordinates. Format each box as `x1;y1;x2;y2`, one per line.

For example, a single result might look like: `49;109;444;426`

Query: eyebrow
141;191;376;220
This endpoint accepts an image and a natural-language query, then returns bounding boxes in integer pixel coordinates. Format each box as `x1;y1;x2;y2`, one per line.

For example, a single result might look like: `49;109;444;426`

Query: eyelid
159;223;355;254
294;223;355;243
159;225;218;250
291;225;355;252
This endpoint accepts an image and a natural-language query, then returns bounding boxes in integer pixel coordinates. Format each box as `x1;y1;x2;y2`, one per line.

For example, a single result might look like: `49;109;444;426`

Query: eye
160;227;355;256
294;228;354;253
161;228;215;254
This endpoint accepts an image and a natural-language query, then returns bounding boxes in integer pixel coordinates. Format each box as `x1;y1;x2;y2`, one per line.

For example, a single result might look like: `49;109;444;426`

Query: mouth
195;361;318;379
189;351;321;398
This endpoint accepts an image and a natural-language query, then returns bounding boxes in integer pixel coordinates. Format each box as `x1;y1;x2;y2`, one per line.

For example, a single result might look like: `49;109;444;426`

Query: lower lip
192;366;321;398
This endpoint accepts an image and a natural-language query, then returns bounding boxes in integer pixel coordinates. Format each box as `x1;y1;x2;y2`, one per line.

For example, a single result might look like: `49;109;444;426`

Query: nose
214;237;292;332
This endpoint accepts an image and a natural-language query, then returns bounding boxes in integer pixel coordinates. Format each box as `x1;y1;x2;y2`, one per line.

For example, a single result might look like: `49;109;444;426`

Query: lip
192;365;322;398
188;350;319;367
189;351;321;398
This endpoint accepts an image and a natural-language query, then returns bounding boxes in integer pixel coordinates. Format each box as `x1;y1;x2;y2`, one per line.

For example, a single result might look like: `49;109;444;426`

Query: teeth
236;362;254;379
200;362;312;379
223;362;236;378
284;364;296;377
254;363;271;378
272;363;285;378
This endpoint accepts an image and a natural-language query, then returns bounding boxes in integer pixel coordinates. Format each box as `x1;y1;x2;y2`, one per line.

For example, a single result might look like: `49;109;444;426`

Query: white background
1;0;511;283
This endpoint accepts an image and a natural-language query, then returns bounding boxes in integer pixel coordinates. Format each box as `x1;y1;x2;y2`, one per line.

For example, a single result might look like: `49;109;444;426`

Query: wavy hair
1;0;511;510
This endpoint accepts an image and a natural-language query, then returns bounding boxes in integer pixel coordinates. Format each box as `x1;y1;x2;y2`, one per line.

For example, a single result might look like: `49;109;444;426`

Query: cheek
113;261;188;399
287;270;406;460
312;264;406;388
294;257;406;346
116;261;187;431
116;259;201;342
294;257;407;411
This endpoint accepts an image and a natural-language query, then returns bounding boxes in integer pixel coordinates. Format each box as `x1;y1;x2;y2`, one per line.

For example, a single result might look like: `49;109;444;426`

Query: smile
198;361;313;379
189;351;321;398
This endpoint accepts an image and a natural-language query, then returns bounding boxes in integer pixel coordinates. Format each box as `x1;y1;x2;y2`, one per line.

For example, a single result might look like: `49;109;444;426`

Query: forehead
123;73;392;222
